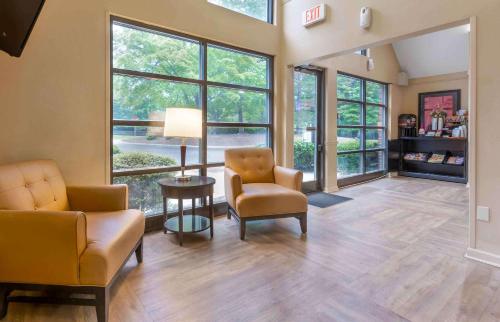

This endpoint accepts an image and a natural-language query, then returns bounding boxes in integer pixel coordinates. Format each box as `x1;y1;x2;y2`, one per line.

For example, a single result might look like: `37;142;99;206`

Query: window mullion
201;41;208;175
268;0;274;24
362;79;367;174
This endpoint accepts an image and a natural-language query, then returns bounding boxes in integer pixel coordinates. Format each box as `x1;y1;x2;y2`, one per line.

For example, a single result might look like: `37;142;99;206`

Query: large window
111;17;273;216
336;72;388;186
208;0;273;23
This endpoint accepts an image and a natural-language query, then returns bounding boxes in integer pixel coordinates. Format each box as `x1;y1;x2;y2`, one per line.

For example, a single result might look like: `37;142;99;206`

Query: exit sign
302;4;326;27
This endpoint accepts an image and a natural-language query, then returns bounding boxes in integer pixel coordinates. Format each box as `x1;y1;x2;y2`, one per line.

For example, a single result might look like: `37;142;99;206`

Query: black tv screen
0;0;46;57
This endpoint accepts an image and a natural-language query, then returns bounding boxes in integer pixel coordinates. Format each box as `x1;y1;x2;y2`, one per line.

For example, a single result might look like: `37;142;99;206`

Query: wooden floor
6;177;500;322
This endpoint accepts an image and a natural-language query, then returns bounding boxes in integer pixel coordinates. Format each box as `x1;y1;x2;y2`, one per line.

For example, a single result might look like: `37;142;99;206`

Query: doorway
293;66;325;193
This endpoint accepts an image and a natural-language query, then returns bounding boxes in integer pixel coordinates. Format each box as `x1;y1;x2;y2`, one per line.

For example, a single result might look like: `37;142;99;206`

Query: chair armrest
274;166;303;191
0;210;87;285
67;184;128;212
224;167;243;209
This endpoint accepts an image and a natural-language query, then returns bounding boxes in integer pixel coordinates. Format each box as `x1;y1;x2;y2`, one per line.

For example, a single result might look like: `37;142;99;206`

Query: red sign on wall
302;4;326;27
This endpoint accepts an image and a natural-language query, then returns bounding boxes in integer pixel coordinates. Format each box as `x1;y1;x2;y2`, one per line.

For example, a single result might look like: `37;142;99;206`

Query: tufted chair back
0;160;69;211
224;148;275;184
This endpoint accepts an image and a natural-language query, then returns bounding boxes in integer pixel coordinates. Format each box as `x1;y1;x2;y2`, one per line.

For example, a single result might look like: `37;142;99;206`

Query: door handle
317;144;324;152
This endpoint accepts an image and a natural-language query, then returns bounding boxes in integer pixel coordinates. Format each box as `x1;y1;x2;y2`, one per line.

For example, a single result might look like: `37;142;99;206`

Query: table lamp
164;107;202;182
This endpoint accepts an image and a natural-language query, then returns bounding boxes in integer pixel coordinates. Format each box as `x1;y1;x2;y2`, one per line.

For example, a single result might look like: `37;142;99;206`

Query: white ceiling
392;25;470;79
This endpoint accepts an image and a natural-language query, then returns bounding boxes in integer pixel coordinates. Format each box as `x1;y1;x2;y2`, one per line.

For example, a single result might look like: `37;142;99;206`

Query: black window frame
292;66;326;193
336;71;388;187
268;0;274;24
110;16;274;217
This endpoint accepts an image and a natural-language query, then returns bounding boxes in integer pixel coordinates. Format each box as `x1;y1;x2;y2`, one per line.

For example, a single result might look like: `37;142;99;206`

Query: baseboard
324;185;340;193
388;171;399;178
464;247;500;267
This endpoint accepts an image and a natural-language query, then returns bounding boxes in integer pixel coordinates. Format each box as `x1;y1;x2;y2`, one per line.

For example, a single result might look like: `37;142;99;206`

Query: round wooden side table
158;176;216;246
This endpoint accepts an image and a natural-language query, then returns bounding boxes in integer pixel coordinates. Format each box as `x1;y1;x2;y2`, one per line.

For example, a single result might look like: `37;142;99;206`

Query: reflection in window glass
337;129;362;152
365;129;385;149
113;75;201;121
208;45;269;89
337;102;362;126
208;0;270;22
208;86;268;123
207;127;268;163
336;73;387;183
366;105;385;127
366;81;386;104
112;23;200;79
337;153;363;178
366;151;385;173
113;170;199;216
207;167;226;203
112;126;200;170
337;74;362;101
111;19;272;217
293;71;317;182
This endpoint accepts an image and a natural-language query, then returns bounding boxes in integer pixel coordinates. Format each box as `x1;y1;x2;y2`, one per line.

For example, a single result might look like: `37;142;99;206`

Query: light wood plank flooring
6;177;500;322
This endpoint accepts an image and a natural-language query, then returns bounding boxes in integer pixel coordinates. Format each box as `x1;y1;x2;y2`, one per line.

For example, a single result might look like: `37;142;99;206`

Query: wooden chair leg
135;237;143;263
95;287;109;322
240;219;246;240
300;214;307;234
0;286;10;319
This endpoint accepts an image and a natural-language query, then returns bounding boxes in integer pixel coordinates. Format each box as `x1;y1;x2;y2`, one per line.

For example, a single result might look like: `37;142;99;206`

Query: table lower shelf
164;215;211;233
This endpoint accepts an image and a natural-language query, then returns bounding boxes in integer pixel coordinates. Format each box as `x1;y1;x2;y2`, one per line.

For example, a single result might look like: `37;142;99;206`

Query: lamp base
175;175;192;182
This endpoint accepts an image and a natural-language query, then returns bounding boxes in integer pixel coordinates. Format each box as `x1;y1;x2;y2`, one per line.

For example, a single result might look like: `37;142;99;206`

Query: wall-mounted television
0;0;46;57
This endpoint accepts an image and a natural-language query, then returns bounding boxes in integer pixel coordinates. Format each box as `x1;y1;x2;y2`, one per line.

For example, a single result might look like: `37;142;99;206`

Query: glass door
293;67;324;192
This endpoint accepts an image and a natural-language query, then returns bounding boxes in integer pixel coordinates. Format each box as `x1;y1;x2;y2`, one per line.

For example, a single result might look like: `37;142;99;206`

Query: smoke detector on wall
360;7;372;29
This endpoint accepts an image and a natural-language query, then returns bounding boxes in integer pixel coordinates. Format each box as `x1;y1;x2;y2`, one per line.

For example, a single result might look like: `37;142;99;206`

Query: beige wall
309;44;401;191
316;45;401;84
389;84;404;140
281;0;500;258
401;72;469;116
0;0;280;185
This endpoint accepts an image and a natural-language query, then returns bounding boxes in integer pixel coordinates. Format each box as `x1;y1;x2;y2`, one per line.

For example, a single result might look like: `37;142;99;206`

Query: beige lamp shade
163;108;202;138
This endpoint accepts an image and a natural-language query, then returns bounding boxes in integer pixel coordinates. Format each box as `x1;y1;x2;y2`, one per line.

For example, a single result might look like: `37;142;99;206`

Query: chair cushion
225;148;275;184
0;160;69;211
79;210;145;286
235;183;308;218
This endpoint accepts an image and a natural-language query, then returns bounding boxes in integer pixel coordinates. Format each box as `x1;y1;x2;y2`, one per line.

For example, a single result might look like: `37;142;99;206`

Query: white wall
392;25;469;79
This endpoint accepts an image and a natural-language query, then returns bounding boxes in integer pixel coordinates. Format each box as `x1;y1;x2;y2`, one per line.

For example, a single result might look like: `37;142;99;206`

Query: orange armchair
224;148;308;240
0;160;145;322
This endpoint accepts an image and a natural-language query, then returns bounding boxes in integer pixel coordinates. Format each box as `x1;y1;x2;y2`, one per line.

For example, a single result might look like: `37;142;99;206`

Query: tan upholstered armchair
0;160;145;322
224;148;308;240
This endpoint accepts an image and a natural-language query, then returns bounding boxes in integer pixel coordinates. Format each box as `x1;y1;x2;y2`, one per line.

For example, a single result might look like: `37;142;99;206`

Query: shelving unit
398;136;467;183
